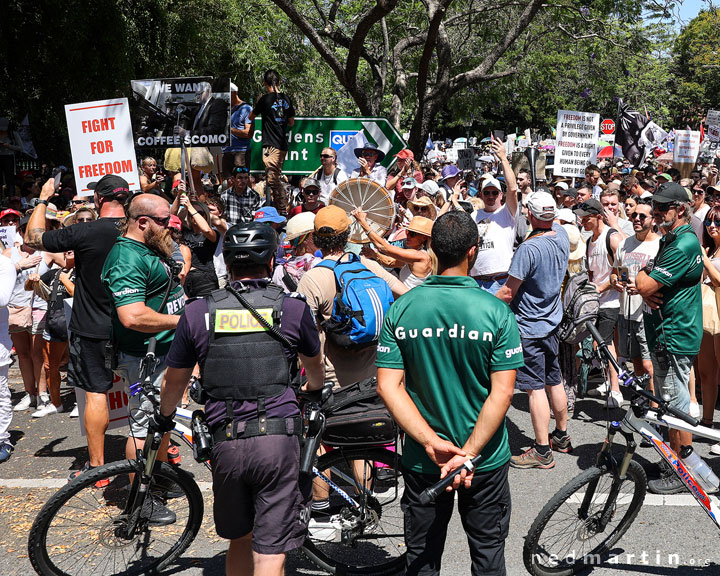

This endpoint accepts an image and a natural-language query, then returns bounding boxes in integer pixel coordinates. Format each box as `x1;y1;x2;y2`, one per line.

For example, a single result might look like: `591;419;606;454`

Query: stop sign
601;119;615;135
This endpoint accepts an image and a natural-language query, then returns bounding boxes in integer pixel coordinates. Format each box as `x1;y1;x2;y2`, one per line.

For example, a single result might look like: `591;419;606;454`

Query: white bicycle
524;322;720;575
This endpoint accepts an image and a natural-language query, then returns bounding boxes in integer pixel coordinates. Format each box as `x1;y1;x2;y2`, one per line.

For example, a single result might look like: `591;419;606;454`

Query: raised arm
493;135;517;215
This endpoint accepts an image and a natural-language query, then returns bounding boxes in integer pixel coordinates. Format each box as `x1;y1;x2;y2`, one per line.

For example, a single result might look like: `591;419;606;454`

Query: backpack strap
281;267;298;292
605;228;618;265
332;168;340;185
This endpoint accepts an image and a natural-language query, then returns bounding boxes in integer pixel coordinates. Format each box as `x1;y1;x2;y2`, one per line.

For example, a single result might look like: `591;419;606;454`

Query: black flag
616;99;650;167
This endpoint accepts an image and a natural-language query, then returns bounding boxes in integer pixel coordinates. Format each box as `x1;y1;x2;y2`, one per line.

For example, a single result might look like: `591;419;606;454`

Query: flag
18;114;37;159
336;130;368;175
700;123;705;142
616;99;650;167
425;135;433;152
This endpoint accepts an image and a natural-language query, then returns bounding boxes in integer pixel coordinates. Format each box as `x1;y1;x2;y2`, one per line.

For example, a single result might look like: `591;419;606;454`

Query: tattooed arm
24;179;55;250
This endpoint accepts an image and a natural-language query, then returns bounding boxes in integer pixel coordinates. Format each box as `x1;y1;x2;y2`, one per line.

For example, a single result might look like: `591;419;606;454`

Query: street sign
601;119;615;135
248;117;406;175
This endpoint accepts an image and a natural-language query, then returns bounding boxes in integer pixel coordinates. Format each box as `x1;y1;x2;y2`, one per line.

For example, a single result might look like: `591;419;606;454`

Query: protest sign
674;130;701;178
0;226;16;247
708;125;720;143
65;98;138;195
130;77;230;149
707;110;720;128
554;110;600;177
457;148;475;171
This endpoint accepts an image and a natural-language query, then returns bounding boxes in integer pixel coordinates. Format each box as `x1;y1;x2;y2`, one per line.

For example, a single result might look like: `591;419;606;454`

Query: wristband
37;200;49;207
189;211;198;217
641;265;653;275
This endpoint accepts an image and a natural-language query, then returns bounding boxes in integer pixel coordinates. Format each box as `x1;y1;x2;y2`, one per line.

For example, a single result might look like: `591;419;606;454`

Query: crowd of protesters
1;75;720;573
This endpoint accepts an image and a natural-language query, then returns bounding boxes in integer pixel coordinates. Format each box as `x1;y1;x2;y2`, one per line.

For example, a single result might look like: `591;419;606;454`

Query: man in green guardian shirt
102;194;184;517
377;211;522;575
636;182;703;495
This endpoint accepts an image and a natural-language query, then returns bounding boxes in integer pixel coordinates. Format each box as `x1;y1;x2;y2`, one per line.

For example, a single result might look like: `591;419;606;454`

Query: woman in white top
352;210;434;289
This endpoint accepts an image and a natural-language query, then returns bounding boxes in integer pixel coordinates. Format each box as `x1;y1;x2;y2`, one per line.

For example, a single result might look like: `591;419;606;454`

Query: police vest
202;283;291;402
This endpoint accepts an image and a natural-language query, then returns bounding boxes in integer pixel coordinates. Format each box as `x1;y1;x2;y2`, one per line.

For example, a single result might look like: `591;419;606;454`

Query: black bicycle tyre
302;446;405;575
28;459;203;576
523;461;647;576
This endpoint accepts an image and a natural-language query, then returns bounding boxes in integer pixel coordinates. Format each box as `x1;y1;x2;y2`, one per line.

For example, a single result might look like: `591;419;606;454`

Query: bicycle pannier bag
322;378;397;447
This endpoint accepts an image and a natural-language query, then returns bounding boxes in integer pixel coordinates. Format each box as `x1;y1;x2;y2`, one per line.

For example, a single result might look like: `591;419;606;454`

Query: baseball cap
88;174;130;199
253;207;286;224
573;198;603;217
395;149;414;160
557;208;576;223
303;177;321;191
230;82;238;92
526;191;557;221
421;180;440;196
707;184;720;195
440;165;460;180
314;205;349;236
657;173;673;182
553;181;569;192
168;214;183;231
563;187;578;199
0;209;21;220
481;177;501;192
653;182;690;204
401;177;418;190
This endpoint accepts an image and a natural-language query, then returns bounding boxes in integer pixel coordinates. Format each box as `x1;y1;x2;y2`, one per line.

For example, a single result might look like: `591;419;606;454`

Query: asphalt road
1;363;720;576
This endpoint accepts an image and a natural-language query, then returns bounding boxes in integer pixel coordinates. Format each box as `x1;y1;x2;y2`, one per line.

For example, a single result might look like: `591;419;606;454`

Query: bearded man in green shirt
377;211;522;575
637;182;703;495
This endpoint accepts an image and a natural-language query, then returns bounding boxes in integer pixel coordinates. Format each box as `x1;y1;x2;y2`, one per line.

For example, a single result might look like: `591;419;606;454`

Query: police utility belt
202;282;302;445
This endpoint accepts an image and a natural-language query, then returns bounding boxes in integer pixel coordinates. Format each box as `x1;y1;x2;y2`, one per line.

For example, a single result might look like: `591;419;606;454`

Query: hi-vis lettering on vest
214;308;273;333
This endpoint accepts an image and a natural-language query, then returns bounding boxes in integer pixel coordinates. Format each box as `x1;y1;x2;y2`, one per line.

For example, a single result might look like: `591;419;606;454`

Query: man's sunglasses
630;212;649;222
304;189;319;195
71;200;86;205
705;218;720;228
652;202;676;212
232;167;250;175
320;154;335;159
136;214;171;227
482;189;500;197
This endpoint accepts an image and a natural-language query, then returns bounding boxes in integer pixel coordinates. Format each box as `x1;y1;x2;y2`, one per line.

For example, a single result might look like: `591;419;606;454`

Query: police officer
155;222;324;576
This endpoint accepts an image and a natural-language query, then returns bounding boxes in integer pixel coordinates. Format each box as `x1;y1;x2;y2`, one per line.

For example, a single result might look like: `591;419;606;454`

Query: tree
268;0;672;154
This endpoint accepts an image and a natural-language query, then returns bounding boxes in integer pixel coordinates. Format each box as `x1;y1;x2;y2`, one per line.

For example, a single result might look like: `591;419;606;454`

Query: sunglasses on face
652;202;676;212
631;212;649;222
362;152;378;158
71;200;86;205
232;167;249;175
482;190;499;197
417;206;430;212
320;154;335;159
1;218;19;225
136;214;171;227
705;218;720;228
304;189;319;195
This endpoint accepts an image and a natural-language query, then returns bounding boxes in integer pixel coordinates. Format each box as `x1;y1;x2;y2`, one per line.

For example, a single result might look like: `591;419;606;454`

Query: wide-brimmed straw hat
407;216;434;237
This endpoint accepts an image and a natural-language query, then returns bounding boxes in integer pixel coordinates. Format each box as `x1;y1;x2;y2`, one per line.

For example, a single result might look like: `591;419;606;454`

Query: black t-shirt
182;229;218;275
42;218;122;339
252;92;295;150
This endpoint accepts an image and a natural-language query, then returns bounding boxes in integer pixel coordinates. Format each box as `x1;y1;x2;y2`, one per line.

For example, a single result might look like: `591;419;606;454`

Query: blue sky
677;0;708;24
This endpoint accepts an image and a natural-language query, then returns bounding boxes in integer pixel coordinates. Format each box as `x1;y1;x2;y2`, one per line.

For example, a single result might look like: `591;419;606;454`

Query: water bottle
680;446;720;493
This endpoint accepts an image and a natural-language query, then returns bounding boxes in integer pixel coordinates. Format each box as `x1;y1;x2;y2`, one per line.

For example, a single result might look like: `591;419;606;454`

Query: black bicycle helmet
223;222;278;267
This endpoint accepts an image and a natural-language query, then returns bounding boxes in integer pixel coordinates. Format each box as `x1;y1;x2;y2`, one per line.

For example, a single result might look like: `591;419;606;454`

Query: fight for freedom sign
65;98;139;194
554;110;600;178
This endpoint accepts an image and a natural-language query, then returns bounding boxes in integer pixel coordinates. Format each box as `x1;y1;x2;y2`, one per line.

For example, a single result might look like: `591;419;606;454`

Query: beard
144;226;174;258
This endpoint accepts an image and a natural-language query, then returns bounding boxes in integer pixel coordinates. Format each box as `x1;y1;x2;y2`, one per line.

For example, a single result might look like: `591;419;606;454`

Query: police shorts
618;316;650;360
515;334;562;391
69;333;114;394
114;351;166;438
211;434;311;553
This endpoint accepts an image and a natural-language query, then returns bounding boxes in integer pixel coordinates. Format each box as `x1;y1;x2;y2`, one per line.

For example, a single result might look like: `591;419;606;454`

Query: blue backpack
316;252;394;348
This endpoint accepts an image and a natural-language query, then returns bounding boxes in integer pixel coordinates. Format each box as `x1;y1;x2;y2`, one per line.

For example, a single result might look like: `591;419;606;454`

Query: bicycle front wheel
28;459;204;576
302;446;405;575
523;460;647;576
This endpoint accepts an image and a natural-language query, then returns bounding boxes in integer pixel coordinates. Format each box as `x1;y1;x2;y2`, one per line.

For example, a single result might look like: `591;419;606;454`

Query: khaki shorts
8;306;32;334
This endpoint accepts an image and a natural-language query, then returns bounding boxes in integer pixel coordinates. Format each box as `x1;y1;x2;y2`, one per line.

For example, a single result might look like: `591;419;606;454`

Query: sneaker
167;444;181;466
69;403;79;418
141;493;177;526
151;476;185;500
710;443;720;456
68;461;111;489
550;433;573;453
606;390;624;409
648;464;685;494
510;447;555;469
0;442;13;463
689;402;701;419
587;381;610;398
13;393;37;411
31;403;64;418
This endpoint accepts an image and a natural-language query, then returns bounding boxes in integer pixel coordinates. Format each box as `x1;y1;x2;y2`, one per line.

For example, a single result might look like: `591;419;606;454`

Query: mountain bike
523;322;720;576
27;343;404;575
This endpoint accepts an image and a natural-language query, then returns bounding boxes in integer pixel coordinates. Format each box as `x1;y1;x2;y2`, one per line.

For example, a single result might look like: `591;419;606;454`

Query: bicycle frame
605;403;720;529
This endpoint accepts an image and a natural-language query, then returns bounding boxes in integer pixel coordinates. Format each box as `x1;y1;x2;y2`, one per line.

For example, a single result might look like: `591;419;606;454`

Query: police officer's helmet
223;222;278;268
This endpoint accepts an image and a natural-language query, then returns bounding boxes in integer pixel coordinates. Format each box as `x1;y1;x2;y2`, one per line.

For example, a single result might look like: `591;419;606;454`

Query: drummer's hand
351;208;369;226
358;157;369;174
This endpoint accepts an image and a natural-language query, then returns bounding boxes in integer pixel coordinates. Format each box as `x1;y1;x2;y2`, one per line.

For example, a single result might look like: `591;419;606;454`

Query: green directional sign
248;117;406;175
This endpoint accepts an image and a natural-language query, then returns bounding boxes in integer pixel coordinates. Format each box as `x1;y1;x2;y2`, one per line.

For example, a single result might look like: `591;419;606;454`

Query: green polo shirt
376;275;523;474
643;224;703;355
102;237;186;357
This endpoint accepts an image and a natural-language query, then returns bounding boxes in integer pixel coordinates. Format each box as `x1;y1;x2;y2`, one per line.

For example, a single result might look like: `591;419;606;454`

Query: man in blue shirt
222;82;254;178
497;191;570;469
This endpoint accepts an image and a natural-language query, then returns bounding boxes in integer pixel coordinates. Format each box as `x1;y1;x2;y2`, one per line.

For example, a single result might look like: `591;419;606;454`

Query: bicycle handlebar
418;454;484;505
585;322;700;428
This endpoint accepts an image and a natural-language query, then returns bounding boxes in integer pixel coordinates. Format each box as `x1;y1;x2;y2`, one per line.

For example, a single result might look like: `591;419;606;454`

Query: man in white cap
221;82;254;177
470;136;518;294
496;191;571;469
